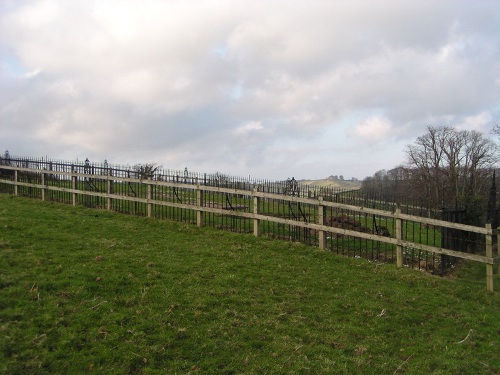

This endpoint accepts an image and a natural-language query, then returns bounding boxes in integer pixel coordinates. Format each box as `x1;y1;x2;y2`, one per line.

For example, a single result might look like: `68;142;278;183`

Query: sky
1;0;499;180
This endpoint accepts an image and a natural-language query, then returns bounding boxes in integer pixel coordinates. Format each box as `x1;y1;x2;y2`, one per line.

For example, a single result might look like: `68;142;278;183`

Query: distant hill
298;178;362;190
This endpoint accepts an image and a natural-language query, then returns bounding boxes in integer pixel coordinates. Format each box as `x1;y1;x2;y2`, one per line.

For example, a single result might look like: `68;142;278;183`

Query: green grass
0;194;499;374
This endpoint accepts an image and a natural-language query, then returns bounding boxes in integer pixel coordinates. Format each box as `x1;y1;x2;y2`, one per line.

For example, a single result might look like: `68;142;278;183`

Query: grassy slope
298;179;362;190
0;194;498;374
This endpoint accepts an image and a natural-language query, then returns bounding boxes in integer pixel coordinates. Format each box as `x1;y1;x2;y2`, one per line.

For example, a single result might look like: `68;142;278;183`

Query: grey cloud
1;0;499;179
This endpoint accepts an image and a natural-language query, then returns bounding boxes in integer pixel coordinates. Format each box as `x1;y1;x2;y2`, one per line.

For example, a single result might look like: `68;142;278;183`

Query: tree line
362;126;499;225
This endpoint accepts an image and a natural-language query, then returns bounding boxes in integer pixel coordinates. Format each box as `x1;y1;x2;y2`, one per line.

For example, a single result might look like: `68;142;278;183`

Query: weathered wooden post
71;165;77;206
497;226;500;281
41;171;46;201
147;177;153;218
14;170;18;196
318;197;326;250
106;169;112;211
485;223;493;292
253;187;260;237
196;183;203;227
396;207;403;268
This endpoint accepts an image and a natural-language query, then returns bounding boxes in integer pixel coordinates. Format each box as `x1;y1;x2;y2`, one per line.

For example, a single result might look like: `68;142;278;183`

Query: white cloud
348;116;393;145
454;112;493;131
21;68;42;79
233;121;265;135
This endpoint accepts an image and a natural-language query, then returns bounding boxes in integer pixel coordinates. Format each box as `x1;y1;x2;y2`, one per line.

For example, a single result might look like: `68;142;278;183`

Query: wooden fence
1;163;499;291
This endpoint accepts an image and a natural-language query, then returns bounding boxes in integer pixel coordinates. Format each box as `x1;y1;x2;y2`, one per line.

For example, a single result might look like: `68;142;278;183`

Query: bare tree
492;123;500;138
133;163;160;179
406;126;498;216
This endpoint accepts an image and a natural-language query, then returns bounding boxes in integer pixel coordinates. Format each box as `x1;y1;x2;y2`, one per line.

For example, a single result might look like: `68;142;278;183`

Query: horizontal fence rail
1;159;498;291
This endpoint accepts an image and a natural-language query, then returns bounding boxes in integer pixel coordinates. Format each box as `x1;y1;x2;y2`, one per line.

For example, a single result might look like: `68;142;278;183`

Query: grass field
0;194;499;374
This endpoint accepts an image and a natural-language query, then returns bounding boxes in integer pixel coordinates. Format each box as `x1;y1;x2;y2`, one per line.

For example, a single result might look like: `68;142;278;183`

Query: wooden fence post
318;197;326;250
147;177;153;218
396;207;403;268
196;184;203;227
106;170;112;211
41;171;46;201
253;188;260;237
14;170;18;196
497;226;500;281
485;223;493;292
71;165;77;206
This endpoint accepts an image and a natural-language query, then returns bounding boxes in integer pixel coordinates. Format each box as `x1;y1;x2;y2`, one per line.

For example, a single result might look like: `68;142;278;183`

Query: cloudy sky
1;0;499;180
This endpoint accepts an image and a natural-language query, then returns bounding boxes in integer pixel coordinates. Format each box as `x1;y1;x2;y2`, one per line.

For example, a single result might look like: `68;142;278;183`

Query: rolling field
0;194;498;374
